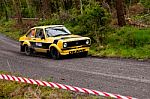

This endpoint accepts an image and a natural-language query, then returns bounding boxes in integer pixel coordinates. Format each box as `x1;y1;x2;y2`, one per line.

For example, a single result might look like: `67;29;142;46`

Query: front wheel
25;45;32;56
50;48;61;60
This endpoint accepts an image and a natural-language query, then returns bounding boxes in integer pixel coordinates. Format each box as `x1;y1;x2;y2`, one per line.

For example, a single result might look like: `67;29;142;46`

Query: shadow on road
20;52;88;60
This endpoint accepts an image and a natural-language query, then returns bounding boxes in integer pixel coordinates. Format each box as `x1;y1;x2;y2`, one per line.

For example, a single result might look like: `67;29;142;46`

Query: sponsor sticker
36;43;42;47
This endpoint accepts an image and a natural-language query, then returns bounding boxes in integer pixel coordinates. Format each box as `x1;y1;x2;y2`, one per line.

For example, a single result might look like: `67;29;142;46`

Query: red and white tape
0;74;137;99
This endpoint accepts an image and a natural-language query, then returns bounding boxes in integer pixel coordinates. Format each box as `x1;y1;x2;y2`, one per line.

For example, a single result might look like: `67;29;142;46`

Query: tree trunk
80;0;83;14
26;0;34;18
3;0;9;21
116;0;126;26
40;0;51;19
73;0;80;14
12;0;22;24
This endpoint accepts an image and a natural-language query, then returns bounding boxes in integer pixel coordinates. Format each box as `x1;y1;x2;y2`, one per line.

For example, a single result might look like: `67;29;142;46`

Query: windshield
45;26;71;37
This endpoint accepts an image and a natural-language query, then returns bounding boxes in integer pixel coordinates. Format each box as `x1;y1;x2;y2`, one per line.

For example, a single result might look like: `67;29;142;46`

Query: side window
26;29;35;38
35;28;45;38
45;29;52;37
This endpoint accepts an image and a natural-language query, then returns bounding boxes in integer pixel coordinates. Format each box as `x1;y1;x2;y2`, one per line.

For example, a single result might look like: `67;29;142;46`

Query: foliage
90;26;150;59
140;0;150;9
131;14;150;25
38;3;111;46
68;3;111;46
107;26;150;47
0;19;21;40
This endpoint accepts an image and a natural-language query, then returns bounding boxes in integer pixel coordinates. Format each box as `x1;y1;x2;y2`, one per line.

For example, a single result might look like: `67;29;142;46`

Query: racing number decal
32;42;52;49
36;42;42;47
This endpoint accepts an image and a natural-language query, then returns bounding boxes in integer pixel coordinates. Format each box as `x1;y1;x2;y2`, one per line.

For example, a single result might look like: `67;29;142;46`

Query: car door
25;28;36;44
24;28;38;50
33;28;47;52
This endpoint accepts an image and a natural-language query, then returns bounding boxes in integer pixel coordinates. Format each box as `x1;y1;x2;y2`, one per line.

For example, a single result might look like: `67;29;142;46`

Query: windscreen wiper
53;34;70;37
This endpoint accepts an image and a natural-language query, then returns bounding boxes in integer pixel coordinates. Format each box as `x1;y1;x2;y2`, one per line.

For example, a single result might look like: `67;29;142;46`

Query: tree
80;0;83;14
0;0;10;20
41;0;51;19
116;0;126;26
3;0;9;21
140;0;150;13
12;0;23;24
26;0;34;18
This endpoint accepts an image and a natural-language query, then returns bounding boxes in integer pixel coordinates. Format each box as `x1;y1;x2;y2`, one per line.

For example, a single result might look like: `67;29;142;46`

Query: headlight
63;42;67;48
86;40;90;45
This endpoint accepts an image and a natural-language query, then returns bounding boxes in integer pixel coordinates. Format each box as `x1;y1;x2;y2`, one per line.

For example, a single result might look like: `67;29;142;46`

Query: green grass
0;80;105;99
0;19;22;40
90;26;150;59
90;46;150;59
0;72;109;99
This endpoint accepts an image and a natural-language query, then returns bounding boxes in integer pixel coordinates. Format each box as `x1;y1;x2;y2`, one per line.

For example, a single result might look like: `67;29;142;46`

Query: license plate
69;49;85;54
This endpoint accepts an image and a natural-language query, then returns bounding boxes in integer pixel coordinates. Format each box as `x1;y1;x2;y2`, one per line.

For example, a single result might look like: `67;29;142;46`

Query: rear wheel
25;45;32;56
50;48;61;60
20;45;25;52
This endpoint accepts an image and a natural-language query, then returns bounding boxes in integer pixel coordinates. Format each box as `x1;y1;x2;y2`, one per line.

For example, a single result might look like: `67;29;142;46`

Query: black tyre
50;48;61;60
47;50;52;58
20;45;25;52
25;45;32;56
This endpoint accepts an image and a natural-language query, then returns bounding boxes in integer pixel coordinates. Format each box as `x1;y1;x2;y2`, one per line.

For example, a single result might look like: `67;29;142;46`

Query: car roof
32;25;64;29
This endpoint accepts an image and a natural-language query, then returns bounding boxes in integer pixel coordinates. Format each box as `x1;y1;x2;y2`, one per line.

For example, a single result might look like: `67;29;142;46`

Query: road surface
0;34;150;99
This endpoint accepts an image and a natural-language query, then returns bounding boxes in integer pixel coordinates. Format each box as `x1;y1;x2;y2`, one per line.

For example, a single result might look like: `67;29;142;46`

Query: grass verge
0;19;21;40
90;27;150;60
0;72;110;99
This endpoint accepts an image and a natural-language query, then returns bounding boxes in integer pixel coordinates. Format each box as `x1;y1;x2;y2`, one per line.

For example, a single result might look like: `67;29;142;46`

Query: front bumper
60;47;90;55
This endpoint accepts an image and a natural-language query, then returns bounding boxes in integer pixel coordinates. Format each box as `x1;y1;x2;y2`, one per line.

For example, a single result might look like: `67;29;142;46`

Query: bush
38;3;111;46
107;26;150;48
67;3;111;46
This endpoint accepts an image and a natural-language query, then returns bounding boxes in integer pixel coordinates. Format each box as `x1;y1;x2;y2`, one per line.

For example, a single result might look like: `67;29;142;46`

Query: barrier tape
0;74;137;99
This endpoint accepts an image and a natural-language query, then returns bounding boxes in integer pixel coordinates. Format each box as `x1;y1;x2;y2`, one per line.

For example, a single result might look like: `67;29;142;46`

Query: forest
0;0;150;59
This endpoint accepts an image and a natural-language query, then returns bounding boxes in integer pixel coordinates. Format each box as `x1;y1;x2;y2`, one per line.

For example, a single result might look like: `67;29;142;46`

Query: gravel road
0;34;150;99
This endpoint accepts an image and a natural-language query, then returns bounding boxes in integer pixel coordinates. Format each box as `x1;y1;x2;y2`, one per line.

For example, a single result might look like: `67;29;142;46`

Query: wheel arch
49;44;61;53
22;41;31;47
20;41;31;52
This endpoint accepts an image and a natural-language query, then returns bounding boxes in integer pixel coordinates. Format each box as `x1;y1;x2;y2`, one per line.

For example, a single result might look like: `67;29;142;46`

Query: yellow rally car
19;25;91;59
